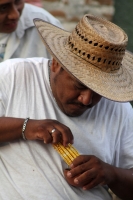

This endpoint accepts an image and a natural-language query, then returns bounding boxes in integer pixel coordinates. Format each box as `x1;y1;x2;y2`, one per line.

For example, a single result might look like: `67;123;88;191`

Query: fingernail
70;163;73;168
82;187;86;190
74;178;79;184
67;171;72;177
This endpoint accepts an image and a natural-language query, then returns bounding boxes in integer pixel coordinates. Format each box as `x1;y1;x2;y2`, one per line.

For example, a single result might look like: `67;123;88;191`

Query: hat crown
66;14;128;72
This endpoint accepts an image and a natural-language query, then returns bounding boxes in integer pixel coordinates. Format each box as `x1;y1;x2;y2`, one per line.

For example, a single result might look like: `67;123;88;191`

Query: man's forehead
56;60;88;88
64;68;88;88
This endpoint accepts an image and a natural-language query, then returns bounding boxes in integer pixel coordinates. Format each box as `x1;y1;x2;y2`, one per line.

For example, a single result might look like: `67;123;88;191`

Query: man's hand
64;155;114;190
25;119;73;146
64;155;133;200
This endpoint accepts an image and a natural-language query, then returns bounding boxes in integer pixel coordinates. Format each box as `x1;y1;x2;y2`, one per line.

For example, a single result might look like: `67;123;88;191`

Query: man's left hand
64;155;114;190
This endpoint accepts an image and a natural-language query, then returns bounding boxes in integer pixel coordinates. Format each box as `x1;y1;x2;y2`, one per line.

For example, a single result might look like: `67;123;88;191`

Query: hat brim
34;19;133;102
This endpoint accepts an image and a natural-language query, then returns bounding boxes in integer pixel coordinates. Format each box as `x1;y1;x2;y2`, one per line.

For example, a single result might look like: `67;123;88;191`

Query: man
0;0;62;62
0;14;133;200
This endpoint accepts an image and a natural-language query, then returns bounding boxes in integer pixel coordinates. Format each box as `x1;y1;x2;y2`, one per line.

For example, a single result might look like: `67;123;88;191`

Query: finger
71;155;95;168
36;127;52;143
82;177;102;190
59;127;73;146
67;165;97;188
54;123;74;146
49;128;62;144
81;173;105;190
68;168;95;187
64;169;80;187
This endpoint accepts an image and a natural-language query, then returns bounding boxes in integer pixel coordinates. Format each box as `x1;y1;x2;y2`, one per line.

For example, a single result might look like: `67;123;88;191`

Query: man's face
50;59;102;117
0;0;24;33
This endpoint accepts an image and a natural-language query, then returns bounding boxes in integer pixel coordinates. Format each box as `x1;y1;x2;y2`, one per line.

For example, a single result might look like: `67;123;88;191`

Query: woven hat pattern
34;14;133;102
65;15;128;73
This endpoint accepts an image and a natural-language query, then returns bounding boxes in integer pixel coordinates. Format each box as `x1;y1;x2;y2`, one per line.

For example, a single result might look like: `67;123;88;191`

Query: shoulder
0;57;48;76
97;98;132;119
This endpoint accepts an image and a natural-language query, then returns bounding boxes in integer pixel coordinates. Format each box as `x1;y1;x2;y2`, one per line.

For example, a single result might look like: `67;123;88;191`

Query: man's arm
64;155;133;200
0;117;73;146
108;166;133;200
0;117;24;142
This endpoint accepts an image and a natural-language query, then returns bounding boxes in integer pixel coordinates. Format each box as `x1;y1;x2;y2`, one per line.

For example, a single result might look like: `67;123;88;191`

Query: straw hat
34;14;133;102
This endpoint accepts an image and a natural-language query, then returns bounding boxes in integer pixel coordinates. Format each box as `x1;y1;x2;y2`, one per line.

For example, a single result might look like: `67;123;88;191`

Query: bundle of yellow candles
53;143;80;165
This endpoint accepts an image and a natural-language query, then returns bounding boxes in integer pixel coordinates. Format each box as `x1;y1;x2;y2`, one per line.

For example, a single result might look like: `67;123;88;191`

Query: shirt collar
16;4;35;39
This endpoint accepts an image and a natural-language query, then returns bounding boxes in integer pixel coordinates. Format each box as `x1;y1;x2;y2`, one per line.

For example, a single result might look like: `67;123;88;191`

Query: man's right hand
25;119;73;146
0;117;73;146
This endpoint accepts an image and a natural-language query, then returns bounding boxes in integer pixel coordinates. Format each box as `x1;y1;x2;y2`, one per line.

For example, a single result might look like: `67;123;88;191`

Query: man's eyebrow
0;0;11;6
76;81;88;88
0;3;9;6
79;84;87;88
71;76;87;88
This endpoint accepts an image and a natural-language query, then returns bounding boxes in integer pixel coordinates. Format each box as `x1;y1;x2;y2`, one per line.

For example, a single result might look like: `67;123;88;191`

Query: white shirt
0;57;133;200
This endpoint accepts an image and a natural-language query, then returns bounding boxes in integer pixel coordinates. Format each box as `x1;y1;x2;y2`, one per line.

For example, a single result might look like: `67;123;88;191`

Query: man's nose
8;5;20;20
78;89;93;106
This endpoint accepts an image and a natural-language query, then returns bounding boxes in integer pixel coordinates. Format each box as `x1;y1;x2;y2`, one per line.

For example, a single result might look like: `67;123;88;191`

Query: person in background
0;14;133;200
0;0;62;62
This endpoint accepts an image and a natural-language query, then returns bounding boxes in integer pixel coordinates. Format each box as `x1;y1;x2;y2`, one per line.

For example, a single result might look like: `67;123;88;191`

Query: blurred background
26;0;133;106
27;0;133;52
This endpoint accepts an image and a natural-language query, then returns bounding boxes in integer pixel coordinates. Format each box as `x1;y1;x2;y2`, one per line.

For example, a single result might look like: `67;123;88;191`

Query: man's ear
51;58;61;72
